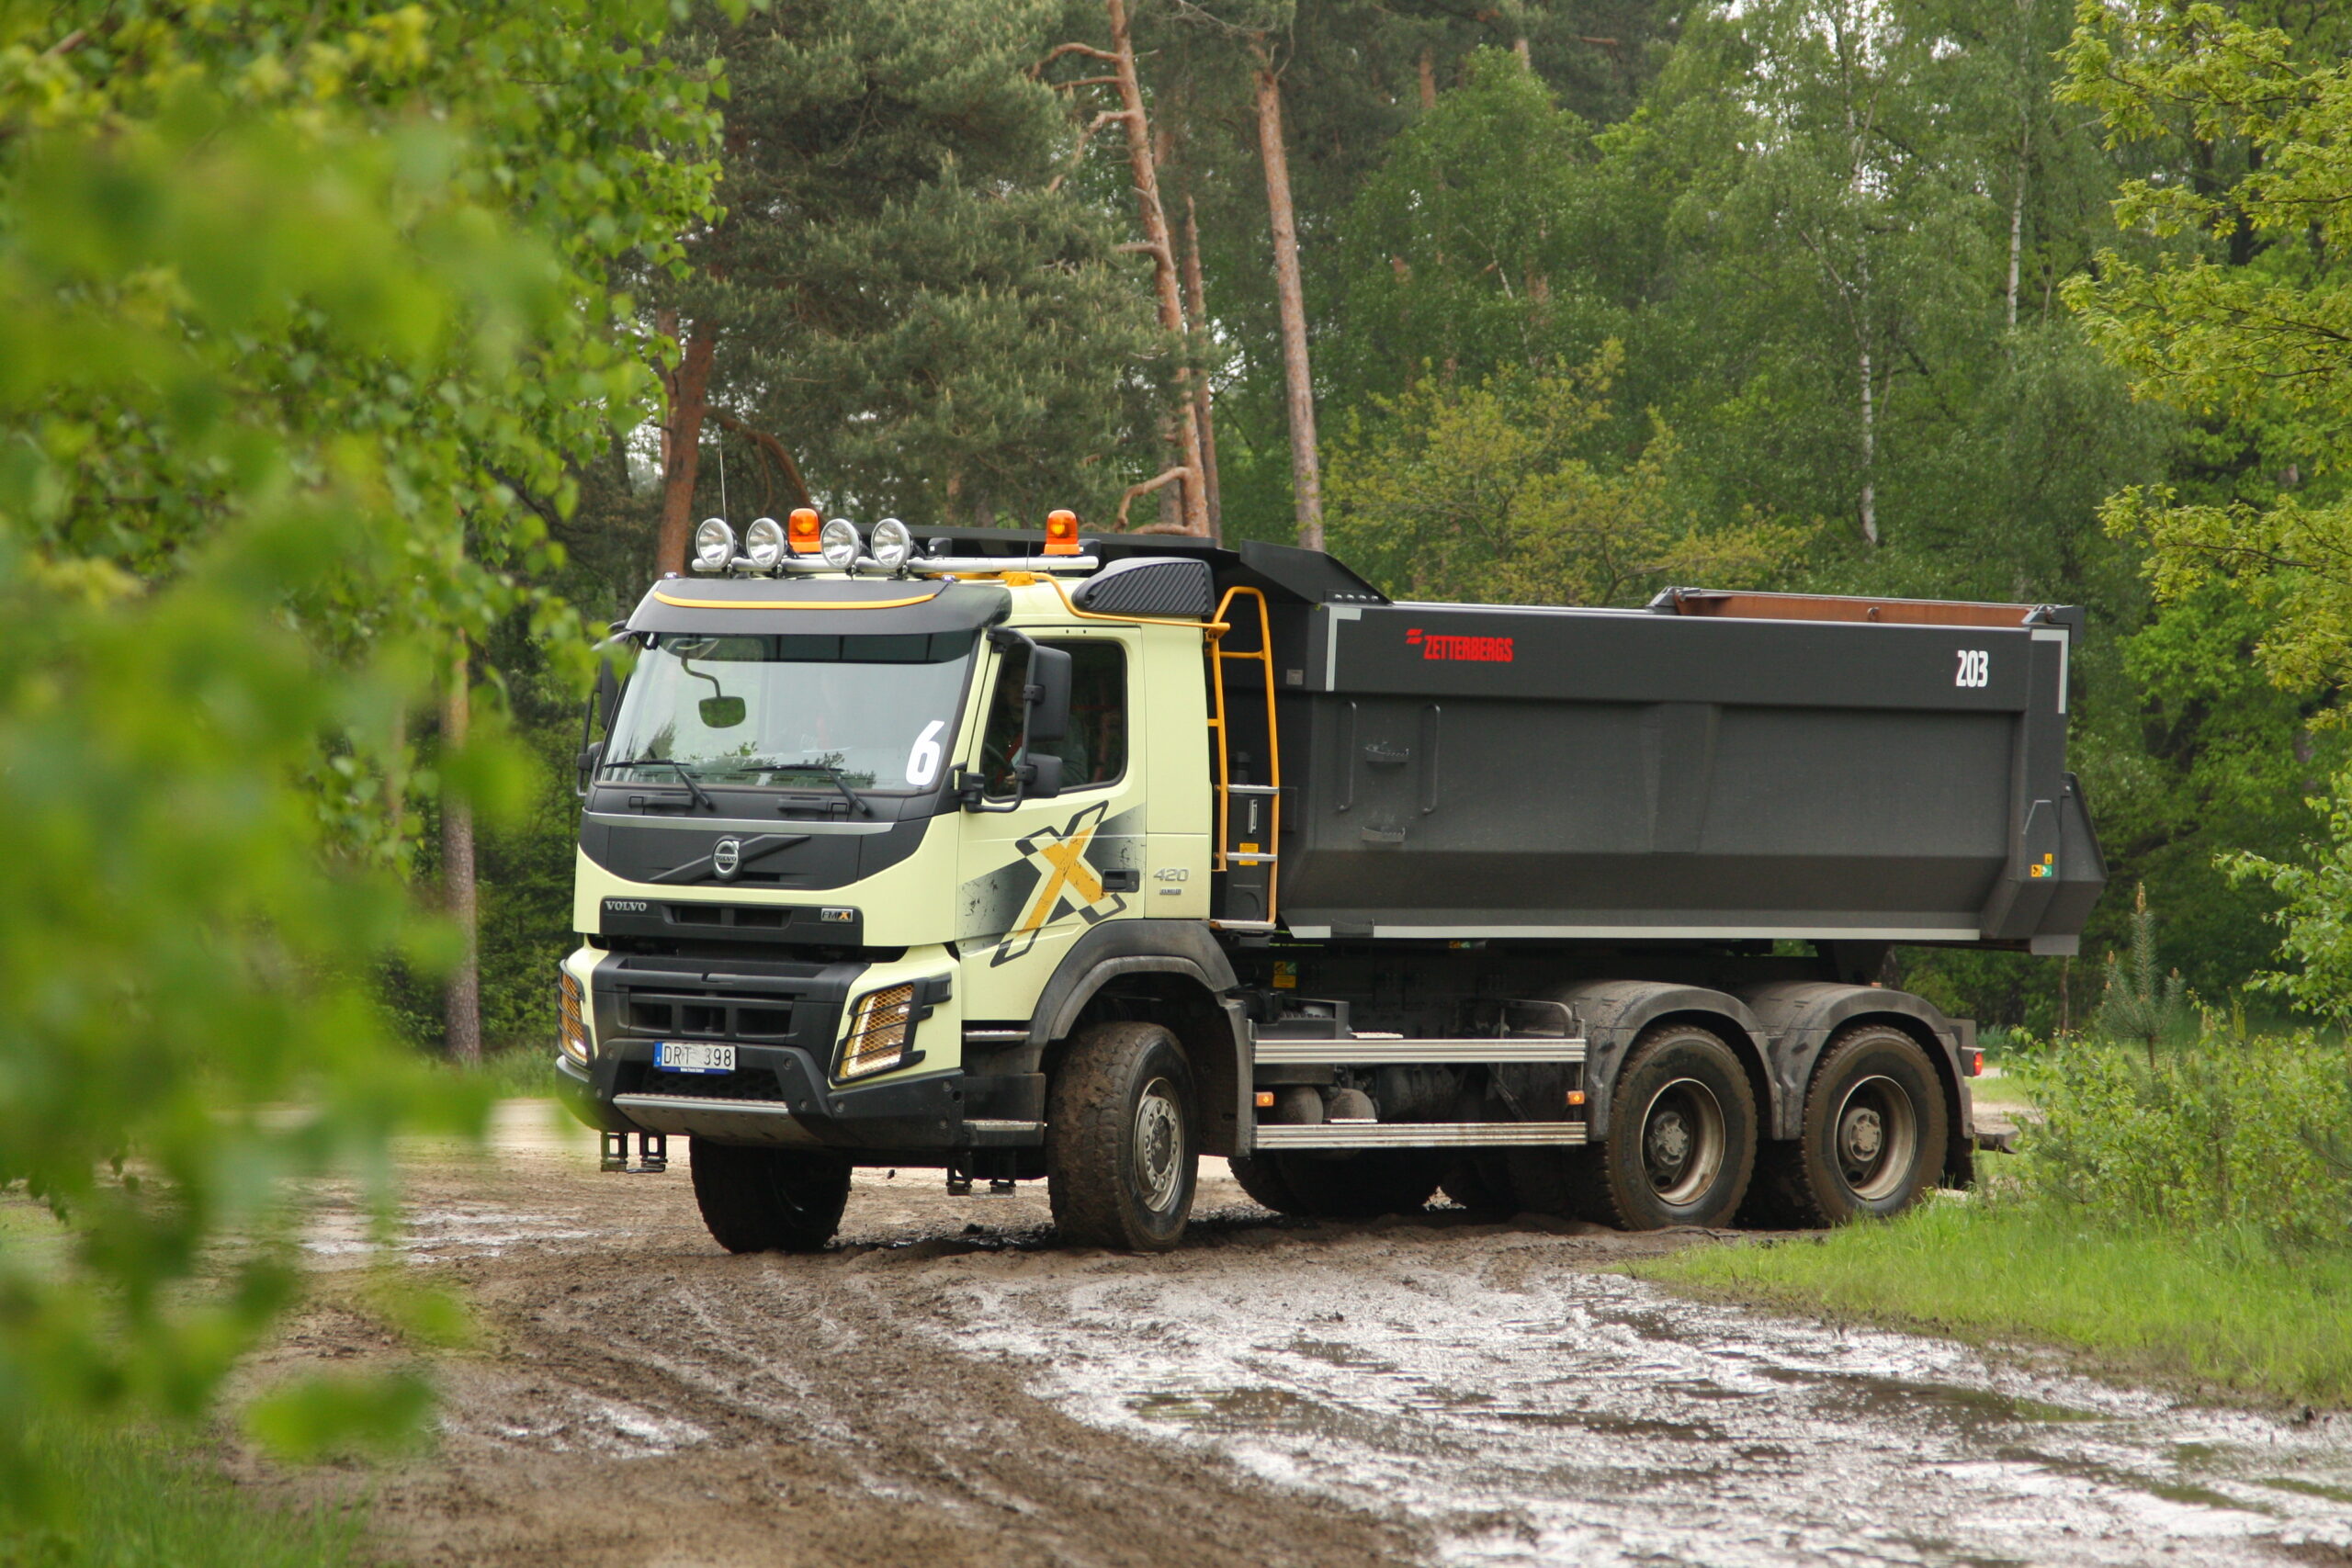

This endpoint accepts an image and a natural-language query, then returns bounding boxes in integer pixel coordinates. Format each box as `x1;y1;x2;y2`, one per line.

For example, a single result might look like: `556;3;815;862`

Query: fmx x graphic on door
958;802;1144;966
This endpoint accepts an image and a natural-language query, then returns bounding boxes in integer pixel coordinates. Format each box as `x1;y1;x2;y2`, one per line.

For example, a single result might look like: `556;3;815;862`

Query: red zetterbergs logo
1405;627;1515;663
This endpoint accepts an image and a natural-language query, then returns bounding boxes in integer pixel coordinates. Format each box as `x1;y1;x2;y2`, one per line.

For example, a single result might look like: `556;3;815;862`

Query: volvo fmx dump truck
555;508;2103;1252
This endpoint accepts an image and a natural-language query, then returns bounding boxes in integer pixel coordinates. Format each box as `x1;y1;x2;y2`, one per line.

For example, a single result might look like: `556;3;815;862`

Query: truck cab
557;512;2102;1253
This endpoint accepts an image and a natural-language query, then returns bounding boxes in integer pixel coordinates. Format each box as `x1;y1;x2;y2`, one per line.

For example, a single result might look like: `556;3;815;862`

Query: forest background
7;0;2352;1512
432;0;2352;1059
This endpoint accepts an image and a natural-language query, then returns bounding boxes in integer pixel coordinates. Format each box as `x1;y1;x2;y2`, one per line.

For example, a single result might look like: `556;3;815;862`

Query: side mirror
1021;751;1065;800
574;738;605;798
1024;644;1071;746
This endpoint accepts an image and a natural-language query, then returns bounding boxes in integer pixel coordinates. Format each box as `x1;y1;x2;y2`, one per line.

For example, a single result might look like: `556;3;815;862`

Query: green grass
1636;1199;2352;1406
2;1421;368;1568
461;1046;557;1099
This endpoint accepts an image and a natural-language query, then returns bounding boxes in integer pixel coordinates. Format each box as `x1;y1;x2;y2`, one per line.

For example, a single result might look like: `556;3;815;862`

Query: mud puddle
237;1103;2352;1567
940;1227;2352;1565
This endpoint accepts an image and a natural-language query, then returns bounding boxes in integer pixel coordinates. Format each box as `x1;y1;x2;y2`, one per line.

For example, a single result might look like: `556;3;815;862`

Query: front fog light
836;983;915;1080
558;969;590;1064
742;515;786;570
870;517;913;571
819;517;862;570
692;517;736;571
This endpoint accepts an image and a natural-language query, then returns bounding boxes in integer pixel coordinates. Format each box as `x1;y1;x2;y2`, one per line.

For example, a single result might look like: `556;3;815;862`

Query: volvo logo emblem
711;837;741;879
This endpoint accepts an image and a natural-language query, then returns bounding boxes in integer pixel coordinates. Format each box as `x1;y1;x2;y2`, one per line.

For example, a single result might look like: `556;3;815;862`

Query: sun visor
625;576;1012;637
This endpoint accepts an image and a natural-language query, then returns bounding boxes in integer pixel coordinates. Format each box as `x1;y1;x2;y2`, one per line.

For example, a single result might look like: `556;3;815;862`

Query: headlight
558;969;590;1065
869;517;913;571
835;983;916;1081
742;515;786;570
691;517;736;572
819;517;862;570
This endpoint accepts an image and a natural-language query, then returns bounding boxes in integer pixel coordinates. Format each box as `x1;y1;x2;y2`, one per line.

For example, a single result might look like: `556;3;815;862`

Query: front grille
592;953;859;1069
635;1066;788;1102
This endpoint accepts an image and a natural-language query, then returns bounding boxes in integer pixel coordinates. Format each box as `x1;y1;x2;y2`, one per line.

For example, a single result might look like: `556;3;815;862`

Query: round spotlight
820;518;862;570
870;517;914;571
742;516;786;570
692;517;736;572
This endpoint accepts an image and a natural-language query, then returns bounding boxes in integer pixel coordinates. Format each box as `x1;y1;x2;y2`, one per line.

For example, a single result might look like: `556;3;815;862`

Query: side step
1256;1036;1587;1066
1252;1122;1587;1148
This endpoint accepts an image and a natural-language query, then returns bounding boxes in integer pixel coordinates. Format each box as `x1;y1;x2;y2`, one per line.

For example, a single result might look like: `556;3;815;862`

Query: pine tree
644;0;1170;562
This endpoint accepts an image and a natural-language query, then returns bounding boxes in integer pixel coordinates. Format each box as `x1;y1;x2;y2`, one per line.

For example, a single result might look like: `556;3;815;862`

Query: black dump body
913;528;2106;954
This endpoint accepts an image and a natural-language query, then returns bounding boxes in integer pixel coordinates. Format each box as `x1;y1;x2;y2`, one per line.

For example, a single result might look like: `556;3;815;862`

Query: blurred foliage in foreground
0;0;719;1523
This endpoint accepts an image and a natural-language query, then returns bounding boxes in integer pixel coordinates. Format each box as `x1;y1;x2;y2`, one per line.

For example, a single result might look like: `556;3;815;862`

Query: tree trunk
2007;103;2030;333
1253;40;1324;550
1418;46;1437;109
1105;0;1209;536
1182;195;1223;540
656;316;717;573
442;643;481;1067
1858;333;1877;547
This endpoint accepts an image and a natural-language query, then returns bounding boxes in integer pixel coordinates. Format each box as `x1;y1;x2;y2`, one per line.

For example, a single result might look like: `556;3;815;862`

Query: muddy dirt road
255;1102;2352;1567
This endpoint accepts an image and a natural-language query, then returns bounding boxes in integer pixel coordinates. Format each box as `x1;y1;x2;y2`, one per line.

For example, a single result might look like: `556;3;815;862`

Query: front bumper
555;1039;1045;1156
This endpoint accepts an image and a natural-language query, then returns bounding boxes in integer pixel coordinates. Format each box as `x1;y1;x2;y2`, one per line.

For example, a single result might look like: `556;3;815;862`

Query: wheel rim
1833;1073;1919;1201
1640;1077;1726;1207
1133;1076;1185;1213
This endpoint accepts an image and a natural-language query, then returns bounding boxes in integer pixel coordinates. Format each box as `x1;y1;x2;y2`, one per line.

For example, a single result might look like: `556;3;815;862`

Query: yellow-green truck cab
558;517;2102;1253
558;521;1256;1250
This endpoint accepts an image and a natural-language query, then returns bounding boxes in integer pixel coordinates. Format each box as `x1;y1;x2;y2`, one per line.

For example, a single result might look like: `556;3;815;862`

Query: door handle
1102;869;1141;893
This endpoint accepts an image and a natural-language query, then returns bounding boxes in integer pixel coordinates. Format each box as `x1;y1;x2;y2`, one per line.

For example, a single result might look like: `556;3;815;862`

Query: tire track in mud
244;1111;2352;1568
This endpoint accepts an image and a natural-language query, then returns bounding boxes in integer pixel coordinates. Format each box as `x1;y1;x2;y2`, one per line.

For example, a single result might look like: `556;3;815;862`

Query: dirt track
243;1101;2352;1567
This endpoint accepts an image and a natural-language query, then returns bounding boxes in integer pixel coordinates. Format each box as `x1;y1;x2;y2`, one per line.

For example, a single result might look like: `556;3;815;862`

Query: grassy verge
3;1420;368;1568
1636;1199;2352;1407
467;1046;557;1099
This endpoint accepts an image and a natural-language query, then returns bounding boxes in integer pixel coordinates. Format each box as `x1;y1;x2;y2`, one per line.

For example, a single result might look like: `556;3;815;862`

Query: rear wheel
1759;1024;1949;1225
1046;1021;1198;1251
689;1140;852;1253
1587;1024;1757;1230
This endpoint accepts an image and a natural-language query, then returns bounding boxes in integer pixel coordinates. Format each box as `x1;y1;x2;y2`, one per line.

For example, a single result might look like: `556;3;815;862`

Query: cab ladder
1207;585;1280;931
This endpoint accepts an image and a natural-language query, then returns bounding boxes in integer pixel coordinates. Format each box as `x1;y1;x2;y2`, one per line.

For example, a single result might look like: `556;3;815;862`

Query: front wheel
1046;1021;1198;1251
689;1140;852;1253
1588;1024;1757;1230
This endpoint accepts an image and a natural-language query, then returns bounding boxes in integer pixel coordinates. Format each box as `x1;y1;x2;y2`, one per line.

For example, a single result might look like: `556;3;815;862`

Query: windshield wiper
763;760;874;817
603;756;717;812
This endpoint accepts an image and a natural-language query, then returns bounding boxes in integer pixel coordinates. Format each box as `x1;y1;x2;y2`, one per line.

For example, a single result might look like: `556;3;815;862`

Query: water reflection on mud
947;1231;2352;1566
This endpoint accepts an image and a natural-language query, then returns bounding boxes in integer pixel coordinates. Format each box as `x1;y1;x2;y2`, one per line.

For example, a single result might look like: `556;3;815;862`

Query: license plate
655;1042;736;1075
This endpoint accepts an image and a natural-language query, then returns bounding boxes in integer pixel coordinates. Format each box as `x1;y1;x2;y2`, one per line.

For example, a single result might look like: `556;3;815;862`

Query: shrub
2018;1036;2352;1246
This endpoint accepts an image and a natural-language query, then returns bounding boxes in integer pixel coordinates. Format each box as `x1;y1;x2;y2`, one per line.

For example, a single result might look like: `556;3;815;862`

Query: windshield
603;631;975;794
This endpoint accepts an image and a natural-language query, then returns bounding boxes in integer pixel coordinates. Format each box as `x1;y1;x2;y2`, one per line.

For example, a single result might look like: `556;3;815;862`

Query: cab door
956;627;1148;1023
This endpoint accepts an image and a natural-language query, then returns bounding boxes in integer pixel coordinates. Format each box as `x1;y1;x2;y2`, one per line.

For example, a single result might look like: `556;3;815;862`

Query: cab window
979;640;1127;797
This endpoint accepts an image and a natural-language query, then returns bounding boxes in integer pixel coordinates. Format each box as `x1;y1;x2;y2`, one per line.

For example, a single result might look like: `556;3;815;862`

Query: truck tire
1286;1151;1443;1218
1227;1152;1306;1215
1046;1021;1198;1251
1758;1024;1949;1225
689;1140;852;1254
1587;1024;1757;1230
